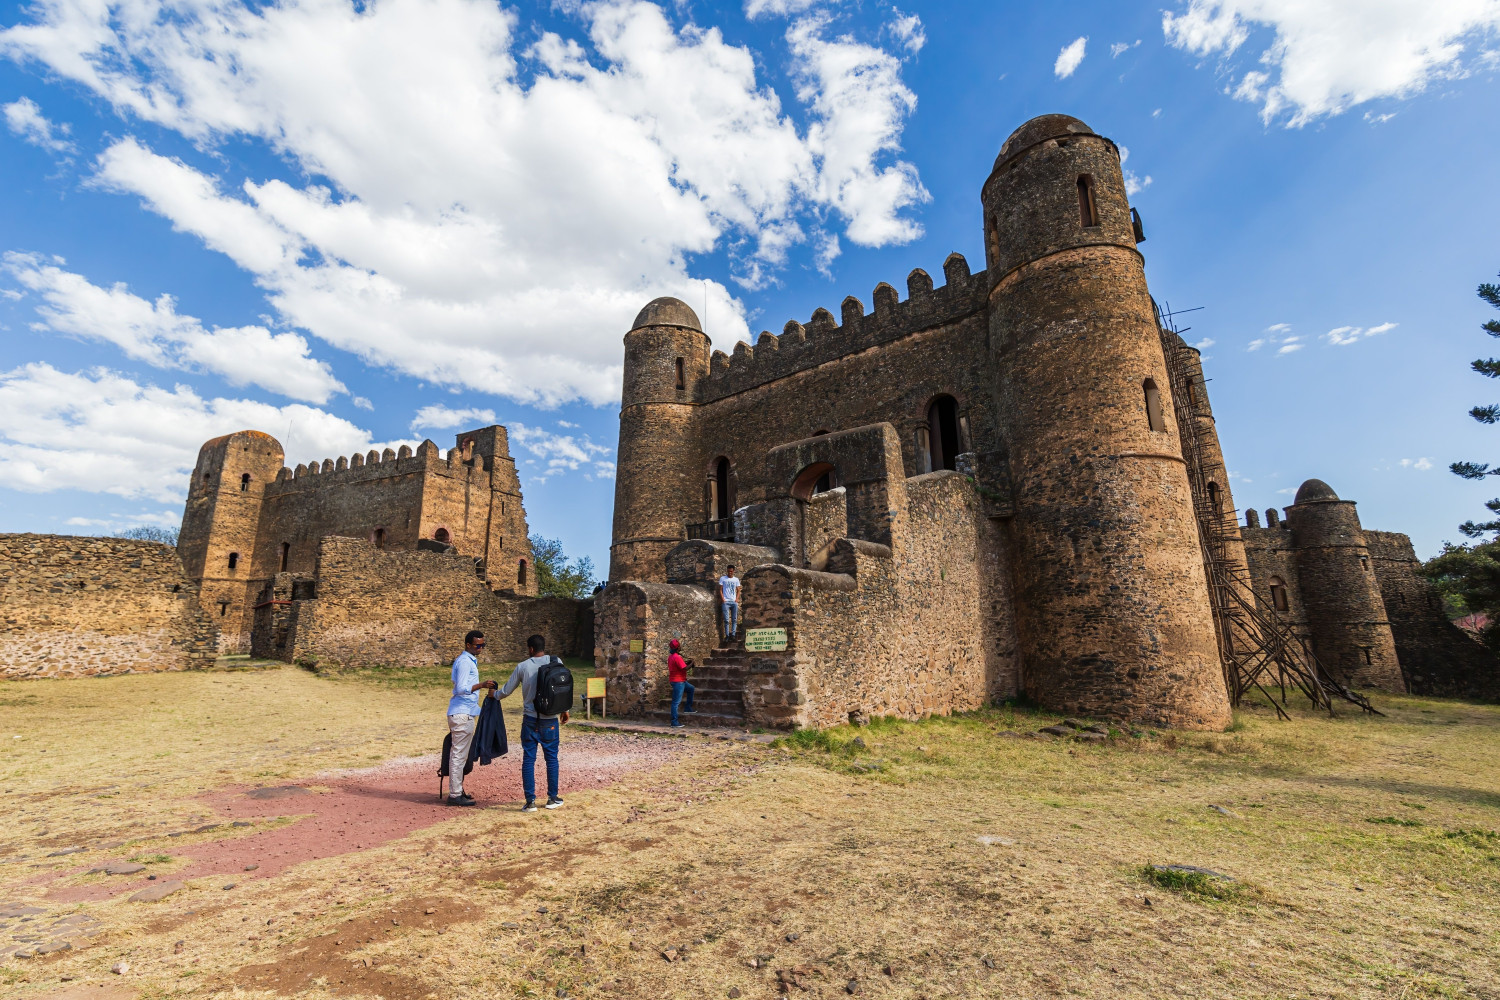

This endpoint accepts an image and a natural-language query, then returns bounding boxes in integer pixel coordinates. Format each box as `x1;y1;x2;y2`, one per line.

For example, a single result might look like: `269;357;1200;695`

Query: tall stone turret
982;114;1230;729
1286;479;1404;691
178;430;285;652
609;297;711;583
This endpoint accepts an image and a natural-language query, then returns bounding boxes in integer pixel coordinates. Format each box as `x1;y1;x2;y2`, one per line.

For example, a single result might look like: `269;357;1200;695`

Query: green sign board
744;627;788;652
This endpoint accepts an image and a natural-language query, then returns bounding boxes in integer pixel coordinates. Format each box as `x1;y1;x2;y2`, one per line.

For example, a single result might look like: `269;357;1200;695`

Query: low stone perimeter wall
254;536;592;669
0;534;219;680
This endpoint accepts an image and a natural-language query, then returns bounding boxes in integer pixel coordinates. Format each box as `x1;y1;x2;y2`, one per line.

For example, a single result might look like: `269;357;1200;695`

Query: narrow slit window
280;542;290;572
1143;379;1166;432
1077;175;1098;227
1269;576;1288;613
518;559;528;587
373;528;385;550
240;472;251;492
1359;554;1370;572
1362;647;1373;665
675;357;685;390
1207;481;1221;510
227;552;239;571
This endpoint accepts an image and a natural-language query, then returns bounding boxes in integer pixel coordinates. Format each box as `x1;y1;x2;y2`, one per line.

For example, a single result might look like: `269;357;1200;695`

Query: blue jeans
721;601;739;637
670;680;695;725
520;715;560;802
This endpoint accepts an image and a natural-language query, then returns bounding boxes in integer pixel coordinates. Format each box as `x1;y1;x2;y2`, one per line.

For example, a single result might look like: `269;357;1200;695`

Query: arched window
1207;481;1221;510
1077;175;1098;227
227;552;239;571
710;458;731;520
460;438;475;462
373;528;386;550
280;542;290;572
240;473;251;492
675;357;685;390
518;559;528;587
434;527;451;545
1143;379;1166;432
1359;554;1370;573
926;395;961;472
1269;576;1288;613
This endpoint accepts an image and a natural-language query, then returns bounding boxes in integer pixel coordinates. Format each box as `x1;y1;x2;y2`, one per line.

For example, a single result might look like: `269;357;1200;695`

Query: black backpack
533;656;574;716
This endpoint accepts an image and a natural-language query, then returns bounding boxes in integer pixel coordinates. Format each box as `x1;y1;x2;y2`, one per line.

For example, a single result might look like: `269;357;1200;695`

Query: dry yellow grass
1;664;1498;999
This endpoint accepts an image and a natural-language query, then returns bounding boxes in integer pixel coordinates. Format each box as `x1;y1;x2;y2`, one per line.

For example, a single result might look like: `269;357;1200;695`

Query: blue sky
1;0;1498;572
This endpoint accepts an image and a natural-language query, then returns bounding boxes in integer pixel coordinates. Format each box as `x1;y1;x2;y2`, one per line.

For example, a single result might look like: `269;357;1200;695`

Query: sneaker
446;795;476;807
545;797;564;810
521;800;538;812
670;722;686;729
682;705;696;713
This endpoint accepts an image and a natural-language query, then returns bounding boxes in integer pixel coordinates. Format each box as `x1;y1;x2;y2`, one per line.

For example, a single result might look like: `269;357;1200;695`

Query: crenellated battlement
265;439;502;495
702;252;987;400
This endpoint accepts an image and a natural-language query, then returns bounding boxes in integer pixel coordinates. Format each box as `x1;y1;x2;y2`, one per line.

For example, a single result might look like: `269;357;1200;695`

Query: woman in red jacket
668;638;695;728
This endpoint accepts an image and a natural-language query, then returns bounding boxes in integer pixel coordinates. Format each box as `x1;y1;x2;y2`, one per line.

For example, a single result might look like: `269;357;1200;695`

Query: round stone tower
1286;479;1405;691
982;114;1230;730
608;297;711;583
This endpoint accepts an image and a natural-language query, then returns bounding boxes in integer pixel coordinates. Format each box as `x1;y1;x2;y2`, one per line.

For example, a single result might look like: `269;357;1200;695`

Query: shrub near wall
0;534;219;679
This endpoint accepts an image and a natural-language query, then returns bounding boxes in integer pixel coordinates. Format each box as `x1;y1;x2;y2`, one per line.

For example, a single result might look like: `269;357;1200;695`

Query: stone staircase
644;645;750;728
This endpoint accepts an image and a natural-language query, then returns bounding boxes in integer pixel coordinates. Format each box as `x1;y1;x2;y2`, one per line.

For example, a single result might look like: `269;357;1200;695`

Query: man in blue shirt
447;630;497;807
497;633;566;812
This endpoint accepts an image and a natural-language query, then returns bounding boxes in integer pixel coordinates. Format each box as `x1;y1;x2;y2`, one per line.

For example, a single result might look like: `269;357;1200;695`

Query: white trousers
447;713;476;796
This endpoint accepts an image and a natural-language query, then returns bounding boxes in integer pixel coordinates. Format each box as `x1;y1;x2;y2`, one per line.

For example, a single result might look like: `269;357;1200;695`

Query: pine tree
1451;272;1500;537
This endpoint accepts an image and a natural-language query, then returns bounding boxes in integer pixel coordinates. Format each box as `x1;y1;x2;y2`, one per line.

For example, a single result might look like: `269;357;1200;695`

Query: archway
434;527;451;545
792;462;837;500
926;395;960;472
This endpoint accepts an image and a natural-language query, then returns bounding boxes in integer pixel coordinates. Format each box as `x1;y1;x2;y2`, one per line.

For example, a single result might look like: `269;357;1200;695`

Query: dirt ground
1;663;1498;999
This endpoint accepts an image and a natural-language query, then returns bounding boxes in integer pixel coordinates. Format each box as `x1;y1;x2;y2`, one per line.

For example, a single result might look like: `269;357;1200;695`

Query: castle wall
690;264;994;514
735;471;1013;728
1241;522;1309;630
258;536;589;671
0;535;218;679
594;580;718;717
1364;531;1498;700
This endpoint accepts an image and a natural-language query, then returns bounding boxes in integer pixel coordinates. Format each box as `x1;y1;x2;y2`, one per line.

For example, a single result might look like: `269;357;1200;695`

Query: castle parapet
701;253;988;400
265;439;451;497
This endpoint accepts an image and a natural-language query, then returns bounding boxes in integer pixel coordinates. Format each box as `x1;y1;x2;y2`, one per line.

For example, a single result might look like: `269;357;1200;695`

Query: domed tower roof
631;296;702;332
994;114;1094;170
1294;478;1340;504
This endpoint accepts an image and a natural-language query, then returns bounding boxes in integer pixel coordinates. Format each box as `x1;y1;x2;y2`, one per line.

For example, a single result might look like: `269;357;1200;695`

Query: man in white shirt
446;630;496;807
718;565;741;640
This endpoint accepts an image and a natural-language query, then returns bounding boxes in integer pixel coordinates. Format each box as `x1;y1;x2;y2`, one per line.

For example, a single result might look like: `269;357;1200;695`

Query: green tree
1423;540;1500;648
1450;271;1500;537
116;525;179;545
528;534;598;599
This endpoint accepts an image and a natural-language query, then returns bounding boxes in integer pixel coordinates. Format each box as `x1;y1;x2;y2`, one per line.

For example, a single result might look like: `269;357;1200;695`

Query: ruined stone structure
1242;484;1497;702
596;113;1494;730
179;425;590;668
0;534;218;679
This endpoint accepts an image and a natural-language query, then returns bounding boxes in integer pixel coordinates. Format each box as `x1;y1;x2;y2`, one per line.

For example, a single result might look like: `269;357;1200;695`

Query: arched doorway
927;395;960;472
792;462;837;500
517;559;528;588
434;527;451;545
710;457;731;521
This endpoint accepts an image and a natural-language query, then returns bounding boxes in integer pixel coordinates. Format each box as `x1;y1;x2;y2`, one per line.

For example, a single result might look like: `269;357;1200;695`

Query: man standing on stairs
668;639;695;728
718;565;741;641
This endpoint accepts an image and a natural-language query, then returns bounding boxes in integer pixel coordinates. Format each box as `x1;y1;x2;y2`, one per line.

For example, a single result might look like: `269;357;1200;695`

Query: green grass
1141;864;1245;901
1367;816;1424;826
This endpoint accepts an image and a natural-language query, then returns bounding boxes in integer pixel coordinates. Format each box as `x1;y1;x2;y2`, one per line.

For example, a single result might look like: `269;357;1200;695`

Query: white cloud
1162;0;1500;126
1055;36;1088;78
1110;39;1142;57
1324;321;1397;346
887;10;926;53
3;252;345;404
0;0;926;408
65;510;181;533
745;0;822;17
1247;322;1303;354
410;404;497;433
3;96;75;154
1120;148;1155;197
509;422;615;480
1399;457;1434;470
0;363;392;502
1193;337;1216;349
1152;107;1163;117
351;396;373;411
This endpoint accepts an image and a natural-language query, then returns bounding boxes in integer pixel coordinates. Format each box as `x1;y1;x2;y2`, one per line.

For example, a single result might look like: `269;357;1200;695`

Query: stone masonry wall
264;536;589;671
0;534;219;679
594;580;717;716
737;472;1013;728
1365;531;1498;700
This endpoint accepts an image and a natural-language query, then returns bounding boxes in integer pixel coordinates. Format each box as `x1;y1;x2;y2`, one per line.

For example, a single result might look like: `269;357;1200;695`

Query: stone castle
594;114;1495;730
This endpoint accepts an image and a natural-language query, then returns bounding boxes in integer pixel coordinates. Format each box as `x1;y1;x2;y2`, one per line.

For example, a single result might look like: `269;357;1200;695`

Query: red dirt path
47;733;679;903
